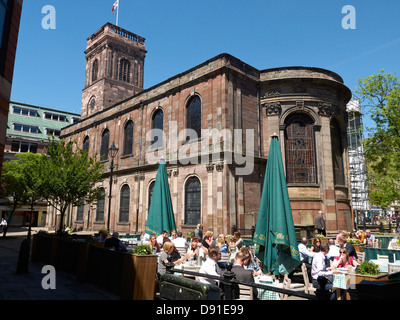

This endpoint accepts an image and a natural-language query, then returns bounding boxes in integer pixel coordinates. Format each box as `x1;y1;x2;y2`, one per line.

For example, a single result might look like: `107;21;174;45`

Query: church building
58;22;353;236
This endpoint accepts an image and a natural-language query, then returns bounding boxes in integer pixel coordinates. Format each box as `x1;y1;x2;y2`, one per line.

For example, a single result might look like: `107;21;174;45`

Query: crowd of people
145;225;262;298
298;228;378;300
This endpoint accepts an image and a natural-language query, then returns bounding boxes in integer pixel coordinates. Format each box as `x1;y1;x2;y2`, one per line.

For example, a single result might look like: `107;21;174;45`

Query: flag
112;0;119;14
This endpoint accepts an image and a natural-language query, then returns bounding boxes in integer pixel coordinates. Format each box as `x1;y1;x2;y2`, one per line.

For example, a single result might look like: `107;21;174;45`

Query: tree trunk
3;201;17;238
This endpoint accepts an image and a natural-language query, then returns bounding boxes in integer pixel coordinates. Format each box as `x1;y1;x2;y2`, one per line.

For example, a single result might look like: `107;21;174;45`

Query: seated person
97;230;108;242
147;234;161;254
186;238;200;261
104;232;127;252
240;247;263;276
231;252;258;300
298;237;317;269
172;231;189;248
157;241;185;276
311;243;341;300
331;248;359;269
365;229;375;243
337;236;358;259
326;238;340;261
355;230;366;245
310;238;321;252
198;246;223;286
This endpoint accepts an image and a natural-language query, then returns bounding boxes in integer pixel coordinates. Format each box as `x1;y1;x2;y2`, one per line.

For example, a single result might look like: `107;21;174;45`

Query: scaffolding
346;100;371;225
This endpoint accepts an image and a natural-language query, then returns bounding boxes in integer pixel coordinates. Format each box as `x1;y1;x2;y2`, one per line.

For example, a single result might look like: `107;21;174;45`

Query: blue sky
10;0;400;130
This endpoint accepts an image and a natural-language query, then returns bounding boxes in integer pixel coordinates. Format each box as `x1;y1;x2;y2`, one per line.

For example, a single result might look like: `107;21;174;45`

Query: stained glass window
284;113;317;184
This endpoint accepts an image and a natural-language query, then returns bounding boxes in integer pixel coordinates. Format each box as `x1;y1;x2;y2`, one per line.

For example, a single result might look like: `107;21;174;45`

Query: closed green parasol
145;159;176;237
254;136;300;275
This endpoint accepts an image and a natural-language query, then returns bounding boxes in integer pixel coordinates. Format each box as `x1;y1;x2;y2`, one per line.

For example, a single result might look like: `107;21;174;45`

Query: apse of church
59;23;353;235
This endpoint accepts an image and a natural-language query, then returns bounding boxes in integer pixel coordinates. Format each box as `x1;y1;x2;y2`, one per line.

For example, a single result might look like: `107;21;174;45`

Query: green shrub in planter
133;244;152;255
355;261;380;275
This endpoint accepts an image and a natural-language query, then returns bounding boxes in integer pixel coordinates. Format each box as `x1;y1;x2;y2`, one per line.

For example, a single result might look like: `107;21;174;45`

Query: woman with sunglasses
310;238;322;252
331;248;359;269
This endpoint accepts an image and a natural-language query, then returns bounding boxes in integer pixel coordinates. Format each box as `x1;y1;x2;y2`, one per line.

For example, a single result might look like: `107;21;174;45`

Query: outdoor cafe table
254;275;280;300
369;259;400;273
363;247;400;261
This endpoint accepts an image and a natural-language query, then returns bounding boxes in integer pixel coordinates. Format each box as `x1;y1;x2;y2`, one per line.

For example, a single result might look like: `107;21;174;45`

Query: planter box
122;254;158;300
347;272;389;300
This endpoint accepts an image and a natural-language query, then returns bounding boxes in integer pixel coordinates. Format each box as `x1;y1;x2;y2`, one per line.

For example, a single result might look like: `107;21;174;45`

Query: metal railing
164;259;316;300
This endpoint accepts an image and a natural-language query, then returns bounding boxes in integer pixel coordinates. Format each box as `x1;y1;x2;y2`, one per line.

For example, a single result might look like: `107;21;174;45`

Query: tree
0;153;43;237
356;70;400;209
40;138;105;233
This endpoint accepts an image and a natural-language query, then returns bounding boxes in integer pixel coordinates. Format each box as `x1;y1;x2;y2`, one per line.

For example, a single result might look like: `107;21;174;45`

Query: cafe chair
275;274;305;297
377;254;389;261
388;263;400;274
175;246;188;258
220;252;230;263
356;251;365;263
301;263;316;295
237;284;254;300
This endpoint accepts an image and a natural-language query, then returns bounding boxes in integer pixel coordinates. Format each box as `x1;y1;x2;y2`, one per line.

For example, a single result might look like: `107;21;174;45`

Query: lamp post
107;142;119;233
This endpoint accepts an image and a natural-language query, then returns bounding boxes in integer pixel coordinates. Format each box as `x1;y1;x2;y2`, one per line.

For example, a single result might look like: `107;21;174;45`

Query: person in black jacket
337;236;357;259
231;252;258;300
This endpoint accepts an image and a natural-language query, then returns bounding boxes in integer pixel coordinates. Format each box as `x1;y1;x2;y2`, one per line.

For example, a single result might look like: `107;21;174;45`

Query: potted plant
121;244;158;300
349;261;389;286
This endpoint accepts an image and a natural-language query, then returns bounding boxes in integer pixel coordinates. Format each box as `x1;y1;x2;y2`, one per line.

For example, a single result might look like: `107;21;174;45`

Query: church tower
81;23;146;119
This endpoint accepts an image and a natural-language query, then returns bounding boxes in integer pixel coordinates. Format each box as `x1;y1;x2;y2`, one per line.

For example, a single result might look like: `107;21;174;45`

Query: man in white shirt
172;231;189;248
156;230;167;246
298;237;316;272
326;238;340;260
198;246;223;286
311;243;340;300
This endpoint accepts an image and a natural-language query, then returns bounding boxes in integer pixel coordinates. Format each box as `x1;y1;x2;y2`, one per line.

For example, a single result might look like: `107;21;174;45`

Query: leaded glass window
185;177;201;225
119;185;130;222
284;113;317;184
100;129;109;161
123;120;134;156
83;136;90;153
151;109;164;149
148;181;155;209
186;95;202;141
95;188;105;222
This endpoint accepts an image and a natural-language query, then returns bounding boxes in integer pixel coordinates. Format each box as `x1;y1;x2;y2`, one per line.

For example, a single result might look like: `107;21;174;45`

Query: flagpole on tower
116;0;119;26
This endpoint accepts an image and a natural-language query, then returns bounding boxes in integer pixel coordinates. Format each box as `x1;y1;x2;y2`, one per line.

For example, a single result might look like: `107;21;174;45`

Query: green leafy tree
356;70;400;209
0;153;43;237
40;138;105;233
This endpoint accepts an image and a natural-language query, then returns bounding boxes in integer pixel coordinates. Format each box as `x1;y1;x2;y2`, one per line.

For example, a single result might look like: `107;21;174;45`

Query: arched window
284;113;317;184
95;188;105;222
123;120;134;156
119;58;131;83
119;185;130;222
331;119;345;185
185;177;201;225
76;198;85;221
92;59;99;82
100;129;109;161
148;181;155;209
151;109;164;149
186;95;202;141
82;136;90;154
